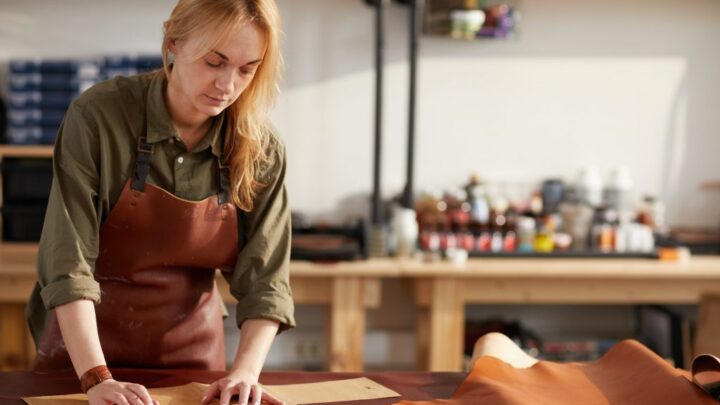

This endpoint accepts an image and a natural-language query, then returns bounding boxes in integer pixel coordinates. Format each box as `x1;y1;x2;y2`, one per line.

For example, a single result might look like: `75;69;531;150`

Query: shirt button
177;156;184;164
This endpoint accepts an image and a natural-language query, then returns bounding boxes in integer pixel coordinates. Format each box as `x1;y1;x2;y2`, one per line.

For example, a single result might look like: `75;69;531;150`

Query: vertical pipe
403;0;421;209
372;0;385;225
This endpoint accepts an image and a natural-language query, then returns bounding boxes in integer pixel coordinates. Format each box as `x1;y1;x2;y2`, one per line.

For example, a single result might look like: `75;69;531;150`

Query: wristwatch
80;365;113;393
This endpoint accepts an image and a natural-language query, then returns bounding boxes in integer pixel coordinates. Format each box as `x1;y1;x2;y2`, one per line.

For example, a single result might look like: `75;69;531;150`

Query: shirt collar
145;72;225;159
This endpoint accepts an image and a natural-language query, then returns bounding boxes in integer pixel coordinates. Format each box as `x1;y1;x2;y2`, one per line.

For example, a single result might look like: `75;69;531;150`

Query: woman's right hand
87;379;158;405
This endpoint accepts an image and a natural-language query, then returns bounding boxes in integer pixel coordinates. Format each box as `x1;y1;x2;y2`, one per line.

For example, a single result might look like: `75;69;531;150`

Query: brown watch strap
80;365;113;393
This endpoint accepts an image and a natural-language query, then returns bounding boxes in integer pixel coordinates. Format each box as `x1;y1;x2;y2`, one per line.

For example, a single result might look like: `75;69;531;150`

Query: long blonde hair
162;0;283;211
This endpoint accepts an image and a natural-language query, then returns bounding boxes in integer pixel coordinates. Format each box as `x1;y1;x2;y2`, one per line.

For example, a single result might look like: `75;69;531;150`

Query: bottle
458;228;475;251
490;231;504;252
638;195;667;234
469;191;490;227
450;9;486;40
503;231;517;252
576;166;603;207
516;216;536;253
529;191;543;217
534;218;554;253
392;205;419;258
604;166;634;216
476;230;491;252
541;179;565;215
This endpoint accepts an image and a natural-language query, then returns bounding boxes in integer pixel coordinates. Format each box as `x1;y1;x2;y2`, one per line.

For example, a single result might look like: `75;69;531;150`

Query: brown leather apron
33;128;238;371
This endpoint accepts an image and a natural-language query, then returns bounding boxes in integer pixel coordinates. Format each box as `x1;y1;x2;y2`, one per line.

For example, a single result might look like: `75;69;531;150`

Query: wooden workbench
0;243;400;372
405;257;720;371
3;245;720;373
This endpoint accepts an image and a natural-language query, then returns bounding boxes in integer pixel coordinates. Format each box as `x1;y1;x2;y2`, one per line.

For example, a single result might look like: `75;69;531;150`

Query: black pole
402;0;421;209
371;0;385;225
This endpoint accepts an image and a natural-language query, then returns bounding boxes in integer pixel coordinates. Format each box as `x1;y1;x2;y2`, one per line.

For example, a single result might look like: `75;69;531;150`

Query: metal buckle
137;140;152;154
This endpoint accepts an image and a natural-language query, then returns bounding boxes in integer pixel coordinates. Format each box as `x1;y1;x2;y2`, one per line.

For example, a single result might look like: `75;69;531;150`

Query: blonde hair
162;0;283;211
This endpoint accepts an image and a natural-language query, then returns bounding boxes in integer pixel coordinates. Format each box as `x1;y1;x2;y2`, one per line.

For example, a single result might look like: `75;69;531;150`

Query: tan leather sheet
24;378;400;405
397;340;717;405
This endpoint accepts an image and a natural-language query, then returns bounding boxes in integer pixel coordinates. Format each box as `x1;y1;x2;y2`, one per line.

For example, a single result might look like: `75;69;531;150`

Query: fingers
202;381;221;404
251;385;262;405
123;388;145;405
218;383;236;405
108;392;131;405
236;382;252;405
219;382;251;405
261;389;286;405
204;379;270;405
125;383;153;405
86;380;155;405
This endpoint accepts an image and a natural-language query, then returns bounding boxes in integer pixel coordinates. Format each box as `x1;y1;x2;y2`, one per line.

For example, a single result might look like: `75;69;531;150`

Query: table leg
415;307;429;370
0;303;31;370
428;278;464;372
327;277;365;372
695;294;720;357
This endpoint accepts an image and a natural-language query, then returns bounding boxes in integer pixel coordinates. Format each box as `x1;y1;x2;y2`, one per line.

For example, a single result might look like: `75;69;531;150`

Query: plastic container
576;166;603;207
6;126;57;145
1;158;54;202
9;91;75;109
1;203;48;242
516;216;536;252
136;55;164;73
8;109;66;127
604;166;634;214
392;205;419;257
10;58;103;75
450;10;486;40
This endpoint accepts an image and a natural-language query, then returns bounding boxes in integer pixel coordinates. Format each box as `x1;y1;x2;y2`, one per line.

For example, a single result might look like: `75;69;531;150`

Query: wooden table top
0;369;464;404
4;243;720;279
0;243;402;277
398;256;720;279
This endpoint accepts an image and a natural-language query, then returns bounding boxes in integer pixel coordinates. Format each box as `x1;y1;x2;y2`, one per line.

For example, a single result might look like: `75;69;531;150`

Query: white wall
278;0;720;228
2;0;719;227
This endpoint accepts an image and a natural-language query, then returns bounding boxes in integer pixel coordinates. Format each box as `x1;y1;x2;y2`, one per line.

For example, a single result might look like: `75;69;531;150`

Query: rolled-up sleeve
38;101;102;310
227;135;295;333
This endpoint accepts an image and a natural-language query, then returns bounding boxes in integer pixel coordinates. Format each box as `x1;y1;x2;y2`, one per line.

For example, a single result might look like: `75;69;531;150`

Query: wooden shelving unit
0;145;54;159
0;146;53;370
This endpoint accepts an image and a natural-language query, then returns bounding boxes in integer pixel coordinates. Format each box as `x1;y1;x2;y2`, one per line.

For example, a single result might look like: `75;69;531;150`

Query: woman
24;1;294;404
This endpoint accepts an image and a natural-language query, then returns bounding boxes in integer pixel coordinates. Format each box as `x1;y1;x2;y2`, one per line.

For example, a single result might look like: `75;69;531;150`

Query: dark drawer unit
1;157;53;202
1;203;47;242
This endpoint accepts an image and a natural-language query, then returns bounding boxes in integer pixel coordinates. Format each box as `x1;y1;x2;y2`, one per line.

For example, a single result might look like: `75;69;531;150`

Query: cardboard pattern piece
23;377;400;405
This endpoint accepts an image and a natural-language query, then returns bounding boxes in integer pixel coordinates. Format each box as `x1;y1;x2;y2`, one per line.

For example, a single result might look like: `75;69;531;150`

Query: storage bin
10;59;103;76
10;74;97;92
1;203;48;242
1;158;53;202
9;91;75;109
8;109;66;127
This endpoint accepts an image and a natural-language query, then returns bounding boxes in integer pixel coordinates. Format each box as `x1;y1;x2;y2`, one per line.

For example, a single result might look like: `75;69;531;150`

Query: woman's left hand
201;370;285;405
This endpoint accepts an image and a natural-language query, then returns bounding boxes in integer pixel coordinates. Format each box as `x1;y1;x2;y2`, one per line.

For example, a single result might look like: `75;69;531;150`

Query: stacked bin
7;59;103;145
1;158;54;242
6;55;163;145
1;55;163;242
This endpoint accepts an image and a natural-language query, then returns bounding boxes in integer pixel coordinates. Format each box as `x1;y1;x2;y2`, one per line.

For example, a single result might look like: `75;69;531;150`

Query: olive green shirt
26;71;295;344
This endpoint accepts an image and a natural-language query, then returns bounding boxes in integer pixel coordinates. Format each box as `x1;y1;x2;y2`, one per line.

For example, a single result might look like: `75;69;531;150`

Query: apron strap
134;100;230;200
216;117;231;205
131;135;153;191
218;167;231;205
